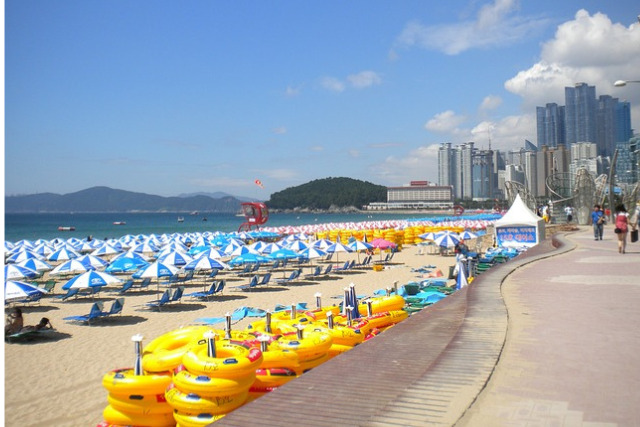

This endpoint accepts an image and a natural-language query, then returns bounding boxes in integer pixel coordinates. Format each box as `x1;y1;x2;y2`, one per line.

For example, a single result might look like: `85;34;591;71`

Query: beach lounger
168;286;184;303
233;275;259;291
185;280;225;300
63;302;105;324
275;269;302;285
5;327;57;343
57;288;79;301
258;272;272;286
115;280;134;295
146;290;171;310
102;298;125;317
39;280;56;294
304;266;322;279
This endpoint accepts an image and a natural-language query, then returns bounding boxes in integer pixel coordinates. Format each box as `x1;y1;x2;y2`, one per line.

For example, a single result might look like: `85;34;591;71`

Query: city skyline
5;1;640;199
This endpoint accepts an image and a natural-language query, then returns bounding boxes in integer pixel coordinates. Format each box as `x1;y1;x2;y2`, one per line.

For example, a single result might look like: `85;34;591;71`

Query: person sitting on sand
5;307;24;335
5;308;53;335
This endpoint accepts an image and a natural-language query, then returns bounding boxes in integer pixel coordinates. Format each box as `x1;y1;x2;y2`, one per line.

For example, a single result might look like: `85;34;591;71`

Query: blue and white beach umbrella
105;257;149;273
132;261;178;280
433;231;461;248
298;246;327;260
258;242;284;255
228;253;270;267
228;245;260;257
157;251;194;267
47;247;80;262
312;239;334;250
62;270;122;290
6;249;42;264
285;240;309;252
50;259;93;276
17;258;53;273
183;256;229;272
4;264;40;281
77;254;109;270
326;241;353;263
458;230;478;240
348;240;373;252
5;280;48;301
268;248;302;261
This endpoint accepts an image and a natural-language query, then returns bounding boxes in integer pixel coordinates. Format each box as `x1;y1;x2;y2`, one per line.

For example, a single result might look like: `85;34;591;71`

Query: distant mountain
5;186;244;213
178;191;259;203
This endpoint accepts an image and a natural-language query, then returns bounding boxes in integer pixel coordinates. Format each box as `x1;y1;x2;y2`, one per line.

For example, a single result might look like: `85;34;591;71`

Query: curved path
216;226;639;426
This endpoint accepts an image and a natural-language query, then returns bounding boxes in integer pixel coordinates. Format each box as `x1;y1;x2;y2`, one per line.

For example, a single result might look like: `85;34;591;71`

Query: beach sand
4;244;466;426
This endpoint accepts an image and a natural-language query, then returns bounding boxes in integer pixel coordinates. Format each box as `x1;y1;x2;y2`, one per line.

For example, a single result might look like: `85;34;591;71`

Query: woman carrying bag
614;204;630;254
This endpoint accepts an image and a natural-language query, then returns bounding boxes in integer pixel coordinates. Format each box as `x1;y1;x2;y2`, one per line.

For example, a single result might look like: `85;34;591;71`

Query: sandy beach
4;240;473;427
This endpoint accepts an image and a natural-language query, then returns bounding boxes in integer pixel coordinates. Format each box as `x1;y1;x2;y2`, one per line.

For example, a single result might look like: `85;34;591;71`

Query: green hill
266;177;386;210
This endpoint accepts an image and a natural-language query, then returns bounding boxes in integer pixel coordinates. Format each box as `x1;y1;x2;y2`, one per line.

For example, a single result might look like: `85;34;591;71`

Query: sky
4;0;640;200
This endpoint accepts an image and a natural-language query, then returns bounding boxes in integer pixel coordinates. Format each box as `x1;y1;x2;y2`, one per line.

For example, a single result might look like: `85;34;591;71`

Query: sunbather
22;317;54;332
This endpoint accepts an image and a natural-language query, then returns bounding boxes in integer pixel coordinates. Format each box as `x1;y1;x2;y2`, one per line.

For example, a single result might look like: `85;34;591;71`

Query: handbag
632;229;639;243
614;227;622;234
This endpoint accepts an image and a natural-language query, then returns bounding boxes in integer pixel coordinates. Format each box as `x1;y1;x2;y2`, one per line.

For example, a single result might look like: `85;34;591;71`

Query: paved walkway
216;226;639;426
458;226;640;426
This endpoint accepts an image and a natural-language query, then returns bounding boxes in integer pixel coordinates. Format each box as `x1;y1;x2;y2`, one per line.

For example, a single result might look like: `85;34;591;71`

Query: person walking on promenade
564;206;574;223
591;204;605;240
614;204;630;254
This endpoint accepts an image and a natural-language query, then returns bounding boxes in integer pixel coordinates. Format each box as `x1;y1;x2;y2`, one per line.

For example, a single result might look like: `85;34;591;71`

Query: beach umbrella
131;261;178;280
285;240;308;252
17;258;53;273
228;245;260;257
77;254;109;270
418;232;438;241
325;241;353;264
47;247;80;262
61;270;122;291
5;280;48;302
50;259;93;276
348;239;373;263
4;264;40;281
183;256;229;272
112;250;149;263
6;249;42;264
268;248;302;261
298;246;327;261
312;239;334;250
74;241;99;254
105;257;148;273
458;230;478;240
188;247;225;259
131;241;159;255
258;242;284;254
370;238;397;250
228;253;270;267
157;251;193;267
91;243;122;257
32;243;56;257
433;231;461;248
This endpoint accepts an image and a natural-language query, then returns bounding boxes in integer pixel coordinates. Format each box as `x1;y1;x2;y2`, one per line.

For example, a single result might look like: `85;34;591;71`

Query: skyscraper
565;83;597;145
536;103;565;148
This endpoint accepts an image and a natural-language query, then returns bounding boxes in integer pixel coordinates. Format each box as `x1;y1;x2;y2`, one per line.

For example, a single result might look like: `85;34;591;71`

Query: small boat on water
190;211;199;215
58;226;76;232
113;221;126;226
177;217;185;223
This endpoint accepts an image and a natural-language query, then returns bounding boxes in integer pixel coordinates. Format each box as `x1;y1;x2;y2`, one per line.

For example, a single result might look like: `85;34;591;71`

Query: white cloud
480;95;502;111
470;115;536;150
347;71;382;89
272;126;287;135
396;0;548;55
505;10;640;115
321;77;345;93
285;85;301;97
370;145;441;185
348;149;360;158
424;110;467;133
310;145;324;152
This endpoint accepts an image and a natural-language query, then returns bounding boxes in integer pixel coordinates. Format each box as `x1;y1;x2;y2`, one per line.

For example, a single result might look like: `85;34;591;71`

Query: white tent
494;194;545;248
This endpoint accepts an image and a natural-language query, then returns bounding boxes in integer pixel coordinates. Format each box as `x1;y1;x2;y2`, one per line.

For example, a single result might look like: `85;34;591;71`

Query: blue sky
5;0;640;200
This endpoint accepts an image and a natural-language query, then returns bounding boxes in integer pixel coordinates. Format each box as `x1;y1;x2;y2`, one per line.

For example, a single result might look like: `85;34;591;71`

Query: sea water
4;212;438;243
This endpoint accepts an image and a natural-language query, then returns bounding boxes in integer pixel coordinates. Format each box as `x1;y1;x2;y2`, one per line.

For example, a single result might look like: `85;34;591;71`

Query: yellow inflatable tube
172;368;255;396
102;404;175;427
358;295;405;314
172;411;226;427
165;384;248;415
102;368;172;395
182;340;263;378
142;326;209;373
276;330;332;361
107;392;172;415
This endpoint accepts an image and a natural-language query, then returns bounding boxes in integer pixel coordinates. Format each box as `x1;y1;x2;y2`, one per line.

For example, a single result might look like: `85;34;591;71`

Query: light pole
614;80;640;87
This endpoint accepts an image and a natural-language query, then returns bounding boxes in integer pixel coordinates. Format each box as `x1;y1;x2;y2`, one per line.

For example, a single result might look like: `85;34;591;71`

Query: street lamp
614;80;640;87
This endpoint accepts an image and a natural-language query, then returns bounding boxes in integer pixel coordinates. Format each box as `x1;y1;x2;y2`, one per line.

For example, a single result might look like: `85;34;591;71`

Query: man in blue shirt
591;204;605;240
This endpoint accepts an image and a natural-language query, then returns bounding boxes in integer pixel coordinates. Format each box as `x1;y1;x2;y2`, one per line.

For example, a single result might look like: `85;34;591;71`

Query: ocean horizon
4;211;449;243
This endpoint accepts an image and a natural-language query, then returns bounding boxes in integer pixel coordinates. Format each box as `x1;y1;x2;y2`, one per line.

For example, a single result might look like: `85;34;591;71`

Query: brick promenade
217;226;639;426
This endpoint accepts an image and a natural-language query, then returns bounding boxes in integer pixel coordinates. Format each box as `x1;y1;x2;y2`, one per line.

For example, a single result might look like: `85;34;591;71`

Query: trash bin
448;265;456;279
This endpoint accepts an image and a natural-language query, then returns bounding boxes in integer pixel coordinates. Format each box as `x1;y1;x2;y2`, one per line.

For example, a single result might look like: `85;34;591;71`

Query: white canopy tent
494;194;545;248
